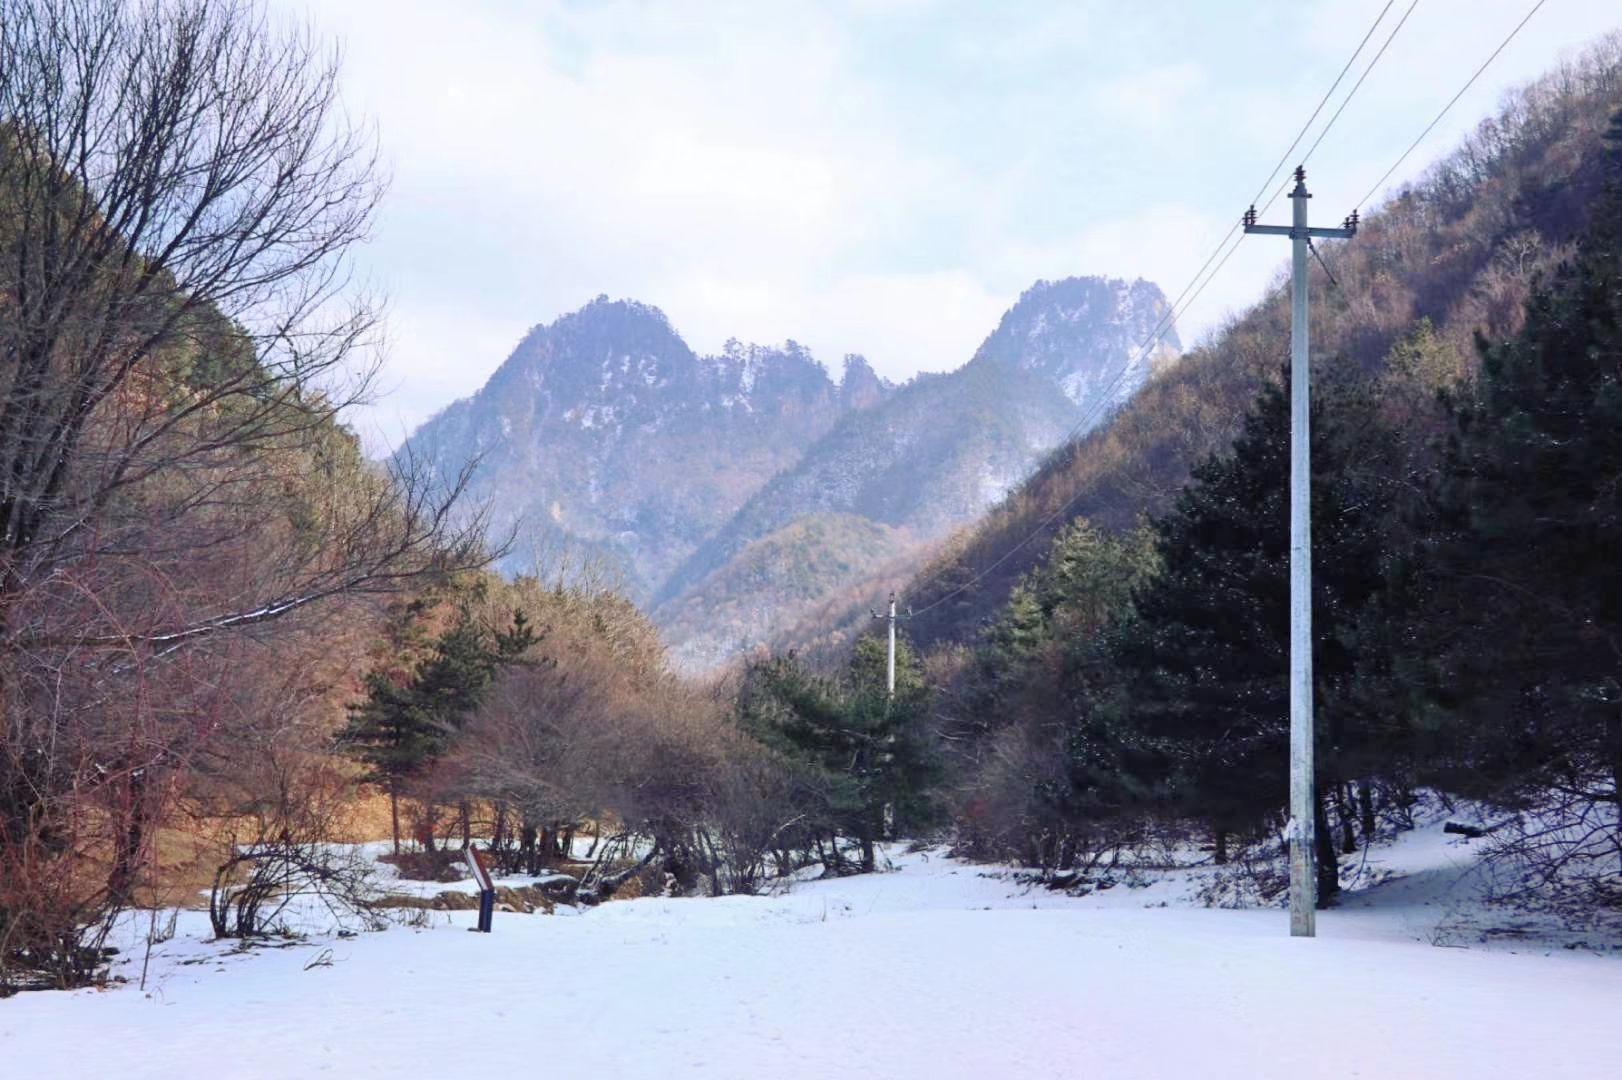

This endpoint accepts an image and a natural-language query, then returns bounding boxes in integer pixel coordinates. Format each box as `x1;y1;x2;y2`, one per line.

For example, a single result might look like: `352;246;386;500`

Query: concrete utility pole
1242;166;1357;938
870;592;909;840
871;593;900;697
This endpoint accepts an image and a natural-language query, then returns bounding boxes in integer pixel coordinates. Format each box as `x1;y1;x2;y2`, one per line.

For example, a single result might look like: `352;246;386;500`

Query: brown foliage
0;0;489;990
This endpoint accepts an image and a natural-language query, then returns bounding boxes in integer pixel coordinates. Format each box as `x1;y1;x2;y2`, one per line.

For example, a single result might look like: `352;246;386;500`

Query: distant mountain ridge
401;277;1177;670
401;297;892;597
652;277;1178;669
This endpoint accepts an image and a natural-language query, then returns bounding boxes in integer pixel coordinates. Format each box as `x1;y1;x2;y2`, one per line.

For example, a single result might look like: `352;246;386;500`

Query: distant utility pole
870;592;909;840
871;593;903;697
1242;166;1357;938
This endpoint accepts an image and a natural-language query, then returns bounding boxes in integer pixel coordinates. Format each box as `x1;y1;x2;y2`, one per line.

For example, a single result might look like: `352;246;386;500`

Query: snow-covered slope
3;820;1617;1079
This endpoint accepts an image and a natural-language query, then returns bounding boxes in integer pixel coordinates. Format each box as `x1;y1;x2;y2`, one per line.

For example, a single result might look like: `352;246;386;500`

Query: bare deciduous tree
0;0;490;990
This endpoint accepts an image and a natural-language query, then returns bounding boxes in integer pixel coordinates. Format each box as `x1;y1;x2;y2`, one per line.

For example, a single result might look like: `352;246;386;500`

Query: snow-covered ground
3;819;1619;1079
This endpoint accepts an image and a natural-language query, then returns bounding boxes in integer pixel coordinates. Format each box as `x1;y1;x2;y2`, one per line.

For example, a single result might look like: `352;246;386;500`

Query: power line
1298;0;1421;168
904;3;1405;619
1307;236;1343;290
1250;0;1396;208
904;229;1250;620
1077;0;1400;441
1245;0;1418;224
1356;0;1549;210
907;0;1536;622
1042;0;1403;452
1237;0;1419;227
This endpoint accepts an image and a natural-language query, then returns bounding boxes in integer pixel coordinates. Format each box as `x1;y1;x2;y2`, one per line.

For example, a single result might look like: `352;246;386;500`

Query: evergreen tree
341;603;535;853
1419;111;1622;887
846;634;940;858
740;637;937;872
962;521;1158;863
1106;377;1399;897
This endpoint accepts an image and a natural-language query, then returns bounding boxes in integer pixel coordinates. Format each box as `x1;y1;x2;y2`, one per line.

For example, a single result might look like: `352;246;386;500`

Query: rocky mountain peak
838;354;889;410
710;339;838;414
969;276;1178;405
399;295;876;599
405;276;1175;669
480;295;697;428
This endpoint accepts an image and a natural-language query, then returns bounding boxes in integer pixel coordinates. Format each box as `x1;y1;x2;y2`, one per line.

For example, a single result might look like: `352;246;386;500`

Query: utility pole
870;592;909;840
871;592;900;697
1242;166;1357;938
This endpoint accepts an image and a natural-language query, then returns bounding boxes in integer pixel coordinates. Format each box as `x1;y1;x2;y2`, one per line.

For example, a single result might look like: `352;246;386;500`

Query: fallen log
1443;819;1513;839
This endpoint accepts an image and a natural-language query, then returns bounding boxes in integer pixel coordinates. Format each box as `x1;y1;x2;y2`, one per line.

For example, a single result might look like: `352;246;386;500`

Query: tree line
924;111;1622;917
0;1;948;993
5;0;1617;998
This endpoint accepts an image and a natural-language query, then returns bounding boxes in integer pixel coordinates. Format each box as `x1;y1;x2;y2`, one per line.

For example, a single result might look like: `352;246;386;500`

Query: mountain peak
405;274;1176;669
839;354;889;410
706;338;838;412
969;275;1178;407
541;294;688;359
399;299;872;600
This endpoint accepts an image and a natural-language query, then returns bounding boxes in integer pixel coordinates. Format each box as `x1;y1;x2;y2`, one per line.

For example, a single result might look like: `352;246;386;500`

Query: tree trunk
1314;792;1339;907
520;825;537;875
1610;703;1622;875
1336;783;1357;855
108;767;150;904
1358;780;1376;842
860;834;876;873
459;801;471;850
389;782;401;857
1213;827;1229;866
419;802;438;853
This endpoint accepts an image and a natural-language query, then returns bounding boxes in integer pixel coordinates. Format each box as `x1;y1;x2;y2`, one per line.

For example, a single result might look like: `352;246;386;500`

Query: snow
3;823;1619;1079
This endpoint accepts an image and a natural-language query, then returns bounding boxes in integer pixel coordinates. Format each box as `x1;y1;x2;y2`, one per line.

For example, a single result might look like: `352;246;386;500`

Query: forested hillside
0;0;489;991
898;38;1622;651
834;37;1622;924
9;3;1620;1053
655;276;1177;669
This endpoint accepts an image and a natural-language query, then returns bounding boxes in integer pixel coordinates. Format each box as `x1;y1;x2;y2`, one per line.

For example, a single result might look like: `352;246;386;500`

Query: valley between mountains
402;276;1178;669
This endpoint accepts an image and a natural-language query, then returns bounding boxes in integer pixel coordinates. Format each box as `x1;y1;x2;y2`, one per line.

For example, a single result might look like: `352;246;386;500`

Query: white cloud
287;0;1622;451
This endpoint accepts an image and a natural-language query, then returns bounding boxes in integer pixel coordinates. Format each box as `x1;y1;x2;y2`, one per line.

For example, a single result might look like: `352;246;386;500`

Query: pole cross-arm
1244;204;1359;240
1244;224;1355;239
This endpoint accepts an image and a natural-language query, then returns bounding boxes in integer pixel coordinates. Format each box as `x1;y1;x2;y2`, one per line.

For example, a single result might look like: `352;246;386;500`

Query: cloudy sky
292;0;1622;451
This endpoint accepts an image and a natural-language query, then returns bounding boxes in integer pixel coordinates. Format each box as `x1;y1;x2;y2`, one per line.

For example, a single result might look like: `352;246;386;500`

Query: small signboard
465;847;495;933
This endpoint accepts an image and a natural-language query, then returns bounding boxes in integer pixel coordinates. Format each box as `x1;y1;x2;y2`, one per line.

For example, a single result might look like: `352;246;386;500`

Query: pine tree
963;520;1158;863
846;634;939;863
1107;377;1399;897
341;604;535;853
739;637;937;872
1420;111;1622;887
